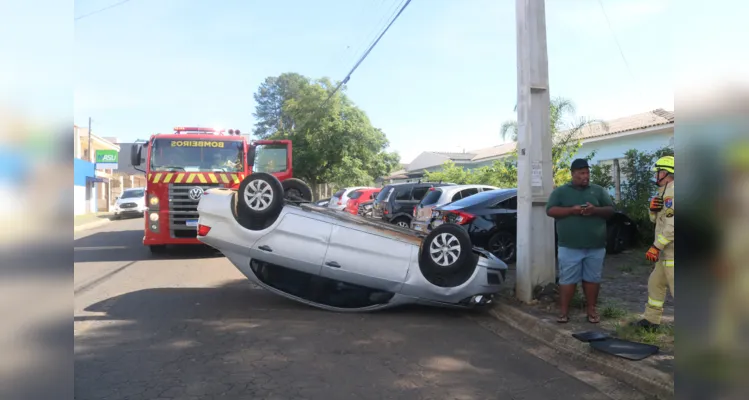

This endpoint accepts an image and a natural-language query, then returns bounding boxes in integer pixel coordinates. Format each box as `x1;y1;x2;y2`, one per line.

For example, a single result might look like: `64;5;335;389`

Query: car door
320;224;411;292
488;195;518;233
249;212;333;276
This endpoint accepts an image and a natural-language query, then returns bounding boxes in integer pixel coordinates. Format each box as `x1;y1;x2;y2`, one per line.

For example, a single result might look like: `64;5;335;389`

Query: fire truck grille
168;183;222;238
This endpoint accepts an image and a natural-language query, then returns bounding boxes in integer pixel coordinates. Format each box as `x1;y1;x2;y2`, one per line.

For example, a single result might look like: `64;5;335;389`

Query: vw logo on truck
188;187;204;201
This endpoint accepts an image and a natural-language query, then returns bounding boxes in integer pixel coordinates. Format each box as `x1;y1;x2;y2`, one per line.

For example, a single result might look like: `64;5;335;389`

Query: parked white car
112;187;147;219
411;185;498;233
196;173;508;312
327;187;368;211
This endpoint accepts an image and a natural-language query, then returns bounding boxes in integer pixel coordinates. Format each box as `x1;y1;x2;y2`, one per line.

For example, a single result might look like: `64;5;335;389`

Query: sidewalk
491;248;674;399
74;212;113;232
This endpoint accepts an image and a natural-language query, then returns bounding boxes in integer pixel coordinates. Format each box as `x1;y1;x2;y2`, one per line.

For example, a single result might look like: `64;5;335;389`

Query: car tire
418;224;479;288
392;217;410;229
282;178;313;202
236;172;285;230
488;231;516;263
606;222;628;254
149;245;167;254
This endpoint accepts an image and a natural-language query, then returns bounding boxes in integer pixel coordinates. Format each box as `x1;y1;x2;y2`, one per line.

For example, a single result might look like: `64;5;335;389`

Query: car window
458;188;479;199
333;189;345;198
121;189;145;199
347;190;363;200
419;189;442;206
394;186;412;201
410;186;430;201
449;191;463;202
492;195;518;210
375;186;392;202
448;189;510;208
371;191;379;200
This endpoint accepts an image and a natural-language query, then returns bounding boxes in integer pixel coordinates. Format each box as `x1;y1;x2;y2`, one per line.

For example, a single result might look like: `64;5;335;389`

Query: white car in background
411;185;498;233
327;186;369;211
112;187;147;219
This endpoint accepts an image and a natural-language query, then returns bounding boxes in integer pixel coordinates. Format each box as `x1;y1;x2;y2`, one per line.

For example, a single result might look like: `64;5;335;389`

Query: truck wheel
282;178;313;202
418;224;478;288
236;172;284;229
149;245;167;255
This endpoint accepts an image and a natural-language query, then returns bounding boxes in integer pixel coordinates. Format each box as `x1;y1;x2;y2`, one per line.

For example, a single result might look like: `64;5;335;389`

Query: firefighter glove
649;197;664;212
645;246;661;262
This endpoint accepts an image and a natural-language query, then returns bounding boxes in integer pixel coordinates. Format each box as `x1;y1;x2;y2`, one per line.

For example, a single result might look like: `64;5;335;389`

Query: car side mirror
115;196;119;200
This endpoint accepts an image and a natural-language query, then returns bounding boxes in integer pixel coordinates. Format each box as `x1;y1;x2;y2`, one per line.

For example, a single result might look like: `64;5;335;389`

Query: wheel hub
244;180;273;211
429;232;460;267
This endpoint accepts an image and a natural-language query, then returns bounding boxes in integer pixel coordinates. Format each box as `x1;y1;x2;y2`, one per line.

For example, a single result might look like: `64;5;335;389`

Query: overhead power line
75;0;133;21
322;0;413;106
596;0;643;99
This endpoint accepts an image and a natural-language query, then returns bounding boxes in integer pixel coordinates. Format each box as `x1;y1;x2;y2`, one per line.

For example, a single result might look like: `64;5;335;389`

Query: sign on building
95;149;119;170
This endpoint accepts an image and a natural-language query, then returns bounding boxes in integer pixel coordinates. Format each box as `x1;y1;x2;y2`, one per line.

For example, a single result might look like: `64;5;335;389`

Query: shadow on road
74;229;223;262
74;281;601;400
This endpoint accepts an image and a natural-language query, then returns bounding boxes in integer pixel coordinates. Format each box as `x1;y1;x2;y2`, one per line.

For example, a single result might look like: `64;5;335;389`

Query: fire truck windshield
150;139;244;172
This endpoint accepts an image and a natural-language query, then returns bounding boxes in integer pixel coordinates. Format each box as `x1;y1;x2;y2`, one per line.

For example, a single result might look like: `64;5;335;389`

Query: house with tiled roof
381;109;675;193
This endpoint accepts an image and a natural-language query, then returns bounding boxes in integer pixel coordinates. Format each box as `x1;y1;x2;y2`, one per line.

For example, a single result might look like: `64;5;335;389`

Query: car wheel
393;217;410;228
488;231;516;263
236;172;285;230
418;224;479;288
282;178;313;202
606;222;628;254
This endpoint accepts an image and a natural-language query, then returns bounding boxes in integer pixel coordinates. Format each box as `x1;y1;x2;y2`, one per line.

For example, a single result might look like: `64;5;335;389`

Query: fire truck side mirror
131;143;142;167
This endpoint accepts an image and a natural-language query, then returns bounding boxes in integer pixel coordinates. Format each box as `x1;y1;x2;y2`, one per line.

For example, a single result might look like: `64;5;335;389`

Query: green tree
252;73;308;139
251;73;400;187
617;145;675;245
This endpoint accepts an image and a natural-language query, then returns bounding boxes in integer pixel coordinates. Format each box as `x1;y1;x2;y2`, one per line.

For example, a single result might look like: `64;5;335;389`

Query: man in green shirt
546;158;615;323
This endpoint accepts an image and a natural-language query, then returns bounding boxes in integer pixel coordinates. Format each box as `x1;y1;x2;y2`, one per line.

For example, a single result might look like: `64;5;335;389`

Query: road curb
74;218;112;232
489;302;674;399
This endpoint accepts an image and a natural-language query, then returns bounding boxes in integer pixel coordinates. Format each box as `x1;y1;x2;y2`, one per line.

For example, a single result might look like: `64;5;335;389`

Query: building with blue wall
74;158;98;215
383;109;675;195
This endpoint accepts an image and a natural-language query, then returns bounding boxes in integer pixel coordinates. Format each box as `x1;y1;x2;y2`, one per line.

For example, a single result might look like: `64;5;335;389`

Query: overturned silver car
196;173;508;312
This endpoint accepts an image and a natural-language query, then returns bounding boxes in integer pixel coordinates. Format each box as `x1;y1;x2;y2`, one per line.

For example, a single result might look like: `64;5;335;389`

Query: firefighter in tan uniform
632;155;675;330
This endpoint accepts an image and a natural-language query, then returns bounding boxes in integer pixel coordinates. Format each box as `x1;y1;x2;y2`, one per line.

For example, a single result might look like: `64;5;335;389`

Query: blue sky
70;0;679;163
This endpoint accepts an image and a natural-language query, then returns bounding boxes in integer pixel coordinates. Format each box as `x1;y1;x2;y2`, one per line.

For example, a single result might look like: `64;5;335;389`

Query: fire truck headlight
149;196;159;206
149;212;159;222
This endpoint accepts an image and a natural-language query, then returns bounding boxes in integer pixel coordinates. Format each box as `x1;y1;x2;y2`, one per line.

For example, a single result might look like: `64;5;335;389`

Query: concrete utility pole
514;0;556;303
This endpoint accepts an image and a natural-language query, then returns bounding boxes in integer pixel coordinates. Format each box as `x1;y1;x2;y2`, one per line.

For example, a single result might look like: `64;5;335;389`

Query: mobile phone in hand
580;204;588;208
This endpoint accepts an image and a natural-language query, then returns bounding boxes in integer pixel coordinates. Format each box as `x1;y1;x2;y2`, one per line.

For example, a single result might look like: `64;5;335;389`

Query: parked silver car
196;173;508;312
411;185;498;233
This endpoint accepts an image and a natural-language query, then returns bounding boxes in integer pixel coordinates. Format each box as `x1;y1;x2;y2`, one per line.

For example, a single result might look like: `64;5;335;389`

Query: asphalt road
74;217;646;400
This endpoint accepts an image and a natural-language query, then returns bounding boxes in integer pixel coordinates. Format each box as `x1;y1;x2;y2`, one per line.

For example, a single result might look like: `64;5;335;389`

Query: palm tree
499;97;609;187
500;97;599;142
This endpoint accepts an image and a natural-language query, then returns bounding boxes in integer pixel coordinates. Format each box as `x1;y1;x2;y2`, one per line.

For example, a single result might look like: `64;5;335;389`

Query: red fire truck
130;126;310;254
